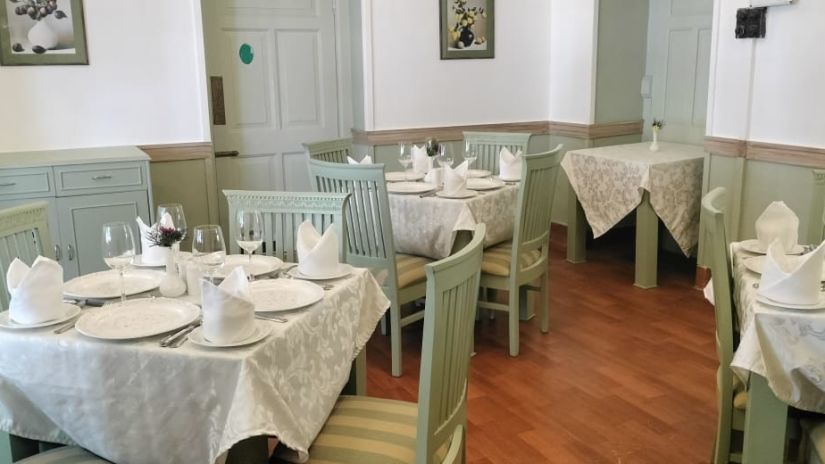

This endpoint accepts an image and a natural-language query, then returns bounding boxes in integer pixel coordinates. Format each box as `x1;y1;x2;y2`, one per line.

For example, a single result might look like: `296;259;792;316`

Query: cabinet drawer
55;162;148;196
0;167;53;198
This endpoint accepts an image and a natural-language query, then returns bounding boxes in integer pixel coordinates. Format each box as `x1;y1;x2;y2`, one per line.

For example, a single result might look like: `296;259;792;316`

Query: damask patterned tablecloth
0;268;390;464
389;184;518;259
560;142;705;256
730;243;825;413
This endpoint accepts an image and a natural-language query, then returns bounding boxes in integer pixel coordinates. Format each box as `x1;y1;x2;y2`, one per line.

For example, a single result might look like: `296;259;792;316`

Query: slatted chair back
462;131;532;173
0;201;53;309
303;138;353;164
224;190;349;263
416;224;485;464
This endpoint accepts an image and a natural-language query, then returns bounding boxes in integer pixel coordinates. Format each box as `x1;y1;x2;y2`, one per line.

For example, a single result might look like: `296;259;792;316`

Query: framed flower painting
0;0;88;65
440;0;494;60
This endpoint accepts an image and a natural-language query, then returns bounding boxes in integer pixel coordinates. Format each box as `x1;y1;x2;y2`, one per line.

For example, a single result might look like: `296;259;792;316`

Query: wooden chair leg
390;300;403;377
380;313;388;336
539;275;549;333
714;370;733;464
508;288;520;357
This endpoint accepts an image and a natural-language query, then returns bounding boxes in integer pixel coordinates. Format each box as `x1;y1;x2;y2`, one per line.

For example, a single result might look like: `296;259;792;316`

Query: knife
160;320;201;347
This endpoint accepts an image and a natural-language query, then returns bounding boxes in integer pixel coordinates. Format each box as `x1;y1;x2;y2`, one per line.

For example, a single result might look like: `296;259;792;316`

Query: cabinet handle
67;244;75;261
0;182;17;187
54;245;62;261
91;175;112;181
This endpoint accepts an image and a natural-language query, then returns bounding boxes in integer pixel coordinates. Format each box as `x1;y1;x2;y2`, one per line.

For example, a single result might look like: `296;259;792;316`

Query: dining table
561;142;705;288
729;242;825;463
0;264;390;464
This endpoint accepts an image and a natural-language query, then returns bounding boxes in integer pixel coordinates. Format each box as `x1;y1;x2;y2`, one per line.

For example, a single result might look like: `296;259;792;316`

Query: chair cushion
481;242;542;277
17;446;111;463
396;254;432;289
298;395;448;464
733;390;748;410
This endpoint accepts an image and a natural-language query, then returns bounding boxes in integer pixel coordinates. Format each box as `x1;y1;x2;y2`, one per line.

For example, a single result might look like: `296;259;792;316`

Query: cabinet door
57;191;150;278
0;197;60;260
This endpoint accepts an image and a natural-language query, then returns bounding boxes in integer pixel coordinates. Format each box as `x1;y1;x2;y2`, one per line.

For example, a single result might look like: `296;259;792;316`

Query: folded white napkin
296;221;339;277
200;267;256;344
412;145;433;174
755;202;799;252
424;167;443;186
6;256;65;324
443;160;469;195
347;155;372;165
499;147;523;180
758;239;825;306
136;213;174;266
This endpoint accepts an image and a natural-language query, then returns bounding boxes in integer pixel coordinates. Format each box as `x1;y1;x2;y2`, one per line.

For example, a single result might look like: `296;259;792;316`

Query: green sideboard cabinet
0;146;153;279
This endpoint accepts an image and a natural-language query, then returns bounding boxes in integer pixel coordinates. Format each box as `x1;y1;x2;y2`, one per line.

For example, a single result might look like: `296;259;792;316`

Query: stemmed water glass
464;140;477;169
192;225;226;284
437;144;453;168
101;222;137;303
235;210;264;271
399;142;412;181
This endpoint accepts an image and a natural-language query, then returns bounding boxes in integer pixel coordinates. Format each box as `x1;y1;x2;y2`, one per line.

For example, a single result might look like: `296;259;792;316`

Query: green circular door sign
239;43;254;64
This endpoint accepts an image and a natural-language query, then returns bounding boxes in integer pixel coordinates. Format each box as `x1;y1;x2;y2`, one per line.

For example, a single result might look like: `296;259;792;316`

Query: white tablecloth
0;268;390;464
389;185;518;259
730;243;825;413
561;142;704;256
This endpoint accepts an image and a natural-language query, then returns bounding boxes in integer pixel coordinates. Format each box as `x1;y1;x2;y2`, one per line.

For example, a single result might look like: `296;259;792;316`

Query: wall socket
736;7;767;39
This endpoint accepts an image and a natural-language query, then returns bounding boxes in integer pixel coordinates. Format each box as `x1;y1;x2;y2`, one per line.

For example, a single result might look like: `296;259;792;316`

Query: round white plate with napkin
436;190;477;199
64;270;164;300
495;175;520;183
387;182;434;194
288;263;353;281
756;293;825;311
385;172;425;182
466;178;504;191
467;169;492;178
75;298;200;340
744;255;825;281
250;279;324;312
740;239;805;255
212;255;283;279
133;251;192;268
187;321;271;348
0;304;81;330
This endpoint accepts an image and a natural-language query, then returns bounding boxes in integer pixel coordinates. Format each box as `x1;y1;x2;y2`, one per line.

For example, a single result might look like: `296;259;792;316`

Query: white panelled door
203;0;340;225
644;0;713;144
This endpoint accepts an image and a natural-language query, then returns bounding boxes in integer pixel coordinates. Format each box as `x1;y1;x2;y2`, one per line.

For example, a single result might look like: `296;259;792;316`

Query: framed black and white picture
0;0;88;66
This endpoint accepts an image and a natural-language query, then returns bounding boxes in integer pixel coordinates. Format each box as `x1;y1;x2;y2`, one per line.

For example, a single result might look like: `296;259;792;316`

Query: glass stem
119;268;126;303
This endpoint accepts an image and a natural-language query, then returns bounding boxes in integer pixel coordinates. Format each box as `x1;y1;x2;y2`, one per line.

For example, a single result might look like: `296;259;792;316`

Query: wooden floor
365;227;718;463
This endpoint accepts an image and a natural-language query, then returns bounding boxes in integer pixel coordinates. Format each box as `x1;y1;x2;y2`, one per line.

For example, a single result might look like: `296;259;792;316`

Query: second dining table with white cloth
0;267;390;464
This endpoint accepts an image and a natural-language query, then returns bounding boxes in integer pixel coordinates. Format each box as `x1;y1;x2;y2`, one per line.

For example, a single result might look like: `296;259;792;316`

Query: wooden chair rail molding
705;137;825;169
139;142;214;163
351;120;644;145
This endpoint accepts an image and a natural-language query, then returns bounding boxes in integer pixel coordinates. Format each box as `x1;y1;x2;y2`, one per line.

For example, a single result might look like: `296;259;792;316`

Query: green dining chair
802;420;825;464
276;224;485;464
224;190;350;262
702;187;749;464
462;131;532;174
477;146;563;357
0;201;54;310
13;446;110;464
303;138;354;164
308;159;432;377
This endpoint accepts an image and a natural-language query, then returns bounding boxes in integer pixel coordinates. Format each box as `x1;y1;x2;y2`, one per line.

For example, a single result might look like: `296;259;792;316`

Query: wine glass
236;210;264;269
398;142;412;181
192;225;226;283
101;222;137;303
437;144;453;168
464;140;477;169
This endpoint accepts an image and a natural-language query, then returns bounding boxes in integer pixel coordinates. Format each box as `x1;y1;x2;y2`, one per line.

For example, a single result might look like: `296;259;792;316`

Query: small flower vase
649;129;660;152
159;249;186;297
28;20;58;50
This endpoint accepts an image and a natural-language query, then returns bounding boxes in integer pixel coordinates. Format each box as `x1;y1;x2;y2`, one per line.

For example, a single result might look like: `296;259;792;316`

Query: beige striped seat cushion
18;446;110;463
481;243;542;277
396;254;433;289
297;395;448;463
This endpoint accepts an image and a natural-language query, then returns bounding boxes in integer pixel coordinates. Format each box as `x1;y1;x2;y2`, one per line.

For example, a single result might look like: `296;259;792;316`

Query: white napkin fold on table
200;267;256;344
347;155;373;165
412;145;433;174
755;202;799;252
443;161;469;195
758;239;825;306
424;167;443;186
136;212;174;266
6;256;65;324
296;221;339;277
499;147;523;180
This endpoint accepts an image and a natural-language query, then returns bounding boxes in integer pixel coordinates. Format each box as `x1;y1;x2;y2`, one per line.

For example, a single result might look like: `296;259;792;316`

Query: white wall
549;0;598;124
0;0;210;153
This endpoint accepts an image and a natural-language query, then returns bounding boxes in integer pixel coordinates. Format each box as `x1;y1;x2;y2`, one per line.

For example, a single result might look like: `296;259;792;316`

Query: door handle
54;244;62;261
67;244;75;261
215;151;240;158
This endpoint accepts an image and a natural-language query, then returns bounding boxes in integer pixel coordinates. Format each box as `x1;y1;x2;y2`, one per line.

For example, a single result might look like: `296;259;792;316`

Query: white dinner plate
133;251;192;268
250;279;325;312
467;169;492;178
387;182;434;194
75;298;200;341
436;190;477;199
288;263;353;281
466;178;505;191
212;255;284;279
755;293;825;311
743;255;825;281
385;172;425;182
187;321;271;348
64;270;164;300
494;175;521;183
0;304;81;330
739;239;805;255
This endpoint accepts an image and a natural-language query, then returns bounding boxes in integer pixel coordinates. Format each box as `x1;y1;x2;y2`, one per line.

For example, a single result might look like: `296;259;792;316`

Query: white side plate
188;322;271;348
385;172;425;182
740;239;805;255
251;279;325;312
64;270;164;300
288;263;353;281
212;255;284;279
75;298;200;340
466;178;504;191
387;182;434;194
436;190;477;199
0;304;81;330
743;255;825;281
467;169;492;178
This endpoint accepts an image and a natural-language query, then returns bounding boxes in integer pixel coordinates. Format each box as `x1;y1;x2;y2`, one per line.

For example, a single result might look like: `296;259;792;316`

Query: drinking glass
437;144;453;168
101;222;137;303
157;203;187;255
464;140;477;168
398;142;413;181
192;225;226;283
235;210;264;266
